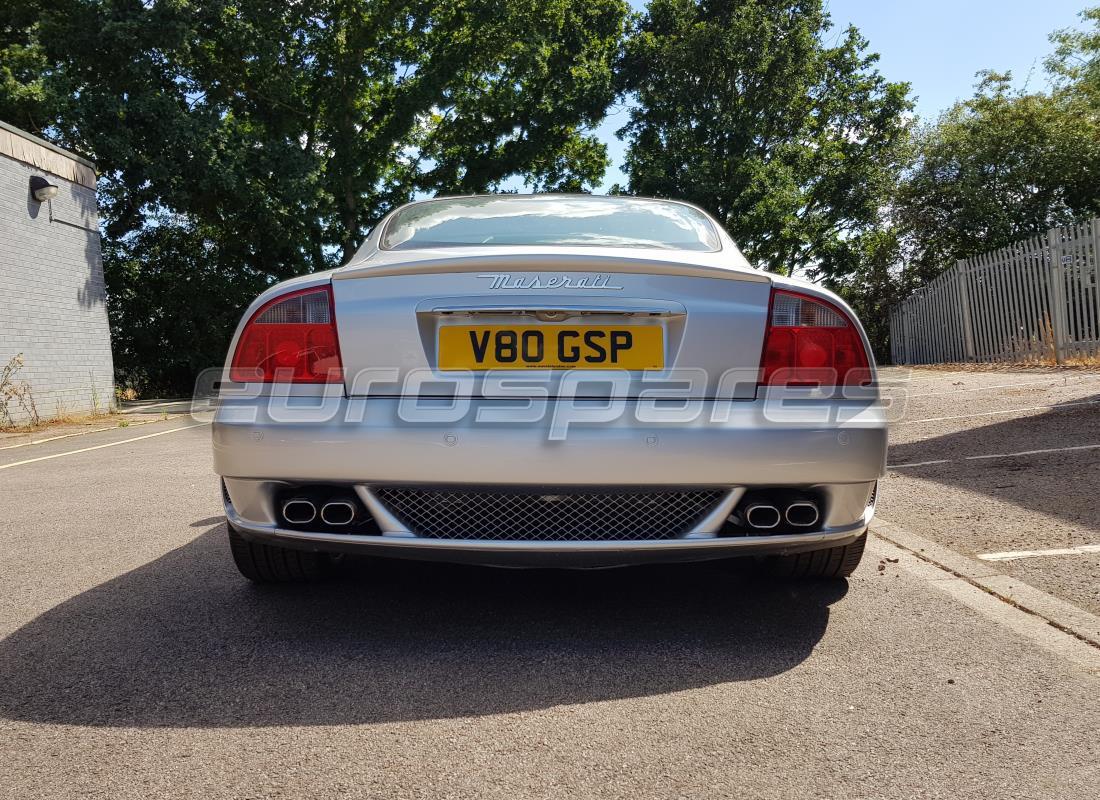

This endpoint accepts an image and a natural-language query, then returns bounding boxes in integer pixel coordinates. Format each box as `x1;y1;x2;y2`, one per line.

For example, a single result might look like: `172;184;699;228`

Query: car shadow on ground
888;393;1100;533
0;523;847;728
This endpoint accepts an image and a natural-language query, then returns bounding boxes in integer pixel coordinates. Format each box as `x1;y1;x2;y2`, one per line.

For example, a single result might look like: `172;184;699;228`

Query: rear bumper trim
225;502;871;566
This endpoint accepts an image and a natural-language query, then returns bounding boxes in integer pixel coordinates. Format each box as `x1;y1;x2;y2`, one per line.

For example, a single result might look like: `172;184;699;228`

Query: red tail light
230;286;343;383
760;289;870;387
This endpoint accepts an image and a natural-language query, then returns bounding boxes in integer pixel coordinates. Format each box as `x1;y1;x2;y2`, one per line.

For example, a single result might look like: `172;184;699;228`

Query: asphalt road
2;368;1099;799
880;366;1100;615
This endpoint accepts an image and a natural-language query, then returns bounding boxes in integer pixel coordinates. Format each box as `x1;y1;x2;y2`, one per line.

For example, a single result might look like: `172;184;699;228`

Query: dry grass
902;355;1100;373
1064;353;1100;368
0;409;121;435
1;354;39;427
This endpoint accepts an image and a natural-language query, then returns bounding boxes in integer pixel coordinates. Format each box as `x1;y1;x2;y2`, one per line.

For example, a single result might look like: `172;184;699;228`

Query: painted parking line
872;519;1100;663
889;442;1100;470
0;422;209;471
120;399;190;411
968;443;1100;461
869;528;1100;670
0;414;188;451
888;459;952;469
978;545;1100;562
903;374;1100;398
895;399;1100;425
0;426;119;450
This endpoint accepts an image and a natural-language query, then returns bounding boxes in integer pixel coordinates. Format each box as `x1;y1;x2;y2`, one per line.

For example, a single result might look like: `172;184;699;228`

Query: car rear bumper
213;396;885;566
224;500;872;567
212;395;886;485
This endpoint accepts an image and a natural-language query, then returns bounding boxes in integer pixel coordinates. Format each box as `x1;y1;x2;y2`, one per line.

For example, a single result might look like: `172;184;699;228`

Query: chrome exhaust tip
785;501;820;528
320;501;356;526
282;498;317;525
745;504;781;530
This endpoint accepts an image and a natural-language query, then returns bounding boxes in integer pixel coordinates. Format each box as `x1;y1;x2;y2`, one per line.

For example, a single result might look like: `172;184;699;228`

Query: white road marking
870;522;1100;669
889;442;1100;469
0;414;185;451
978;545;1100;562
967;443;1100;461
0;423;209;470
903;375;1100;398
0;426;118;450
888;459;952;469
896;399;1100;425
120;399;190;411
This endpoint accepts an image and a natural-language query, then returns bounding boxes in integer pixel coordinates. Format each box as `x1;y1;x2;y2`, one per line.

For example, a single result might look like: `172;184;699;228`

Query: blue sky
594;0;1093;190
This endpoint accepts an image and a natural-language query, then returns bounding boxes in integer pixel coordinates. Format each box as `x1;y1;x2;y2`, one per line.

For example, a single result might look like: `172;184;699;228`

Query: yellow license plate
438;325;664;370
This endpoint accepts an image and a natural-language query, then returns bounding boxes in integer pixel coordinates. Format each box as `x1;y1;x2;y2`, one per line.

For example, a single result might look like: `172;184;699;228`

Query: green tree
102;220;274;395
1;0;628;394
616;0;912;281
0;3;55;131
820;227;911;364
1047;5;1100;101
894;71;1100;282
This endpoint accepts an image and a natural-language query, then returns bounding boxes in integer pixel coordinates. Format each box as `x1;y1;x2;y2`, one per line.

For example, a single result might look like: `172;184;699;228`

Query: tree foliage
1047;5;1100;100
1;0;628;393
894;71;1100;283
616;0;912;281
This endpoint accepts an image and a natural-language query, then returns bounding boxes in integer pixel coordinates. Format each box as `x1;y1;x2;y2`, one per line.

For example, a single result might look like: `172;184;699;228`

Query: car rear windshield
380;196;722;252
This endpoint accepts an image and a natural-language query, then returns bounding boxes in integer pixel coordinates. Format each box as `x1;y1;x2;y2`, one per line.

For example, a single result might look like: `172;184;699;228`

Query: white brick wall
0;151;115;425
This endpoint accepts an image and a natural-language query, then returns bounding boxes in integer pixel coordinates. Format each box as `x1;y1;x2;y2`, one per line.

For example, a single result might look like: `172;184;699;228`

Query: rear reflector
760;289;870;386
229;286;343;383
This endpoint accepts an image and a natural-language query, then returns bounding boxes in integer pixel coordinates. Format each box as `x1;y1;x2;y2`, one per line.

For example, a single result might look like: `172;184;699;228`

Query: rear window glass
380;196;722;252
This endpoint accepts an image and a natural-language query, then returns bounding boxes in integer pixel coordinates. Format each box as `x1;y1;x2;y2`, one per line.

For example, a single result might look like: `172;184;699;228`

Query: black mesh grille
373;487;726;541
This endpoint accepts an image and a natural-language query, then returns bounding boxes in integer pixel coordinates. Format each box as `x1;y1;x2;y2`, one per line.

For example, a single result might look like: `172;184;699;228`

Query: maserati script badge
478;273;625;290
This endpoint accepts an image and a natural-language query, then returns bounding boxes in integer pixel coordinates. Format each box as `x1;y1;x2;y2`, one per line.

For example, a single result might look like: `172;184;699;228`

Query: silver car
213;195;886;581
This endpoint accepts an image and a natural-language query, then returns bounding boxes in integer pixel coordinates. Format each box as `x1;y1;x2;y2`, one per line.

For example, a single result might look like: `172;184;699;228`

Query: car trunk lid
332;249;771;399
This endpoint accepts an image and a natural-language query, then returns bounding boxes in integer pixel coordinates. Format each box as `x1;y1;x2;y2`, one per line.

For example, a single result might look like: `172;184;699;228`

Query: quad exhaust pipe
739;495;821;531
281;498;317;525
320;500;356;526
745;503;781;529
281;494;358;527
784;501;819;528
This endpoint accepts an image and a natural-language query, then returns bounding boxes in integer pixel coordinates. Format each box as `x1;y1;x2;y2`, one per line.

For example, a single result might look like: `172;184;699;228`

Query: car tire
228;524;330;583
766;532;867;579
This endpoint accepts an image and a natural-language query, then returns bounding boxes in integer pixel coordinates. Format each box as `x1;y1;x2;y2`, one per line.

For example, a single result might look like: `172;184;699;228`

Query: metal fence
889;219;1100;364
